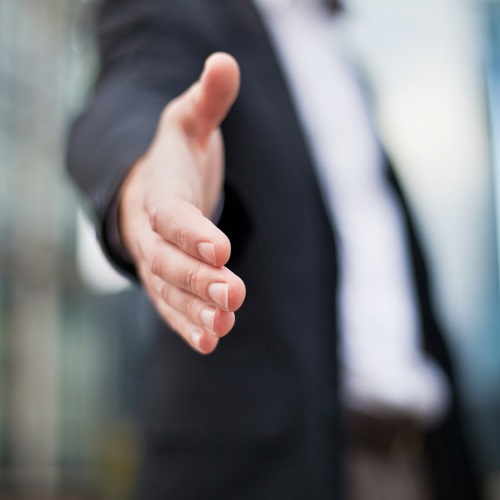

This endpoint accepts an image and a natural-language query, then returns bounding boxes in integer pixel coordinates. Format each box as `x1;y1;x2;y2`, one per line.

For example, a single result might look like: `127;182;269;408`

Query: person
67;0;482;498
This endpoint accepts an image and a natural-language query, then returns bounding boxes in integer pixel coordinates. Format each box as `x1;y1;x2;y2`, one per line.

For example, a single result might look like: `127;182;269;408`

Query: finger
155;297;220;354
138;231;246;311
137;228;243;310
145;265;235;337
139;263;219;354
160;282;236;338
148;197;230;267
166;52;240;140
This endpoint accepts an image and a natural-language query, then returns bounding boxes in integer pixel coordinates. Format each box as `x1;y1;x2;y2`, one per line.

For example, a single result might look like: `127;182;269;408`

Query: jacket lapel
218;0;333;218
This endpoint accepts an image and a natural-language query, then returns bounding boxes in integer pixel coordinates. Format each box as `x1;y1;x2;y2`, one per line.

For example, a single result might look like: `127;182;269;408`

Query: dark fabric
66;1;482;499
386;165;483;500
346;410;435;500
347;439;434;500
326;0;344;13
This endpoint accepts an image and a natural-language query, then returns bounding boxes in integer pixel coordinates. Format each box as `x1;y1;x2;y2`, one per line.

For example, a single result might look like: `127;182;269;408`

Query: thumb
172;52;240;140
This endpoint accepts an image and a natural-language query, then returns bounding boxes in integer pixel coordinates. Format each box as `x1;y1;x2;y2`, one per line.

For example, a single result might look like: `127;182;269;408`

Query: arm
120;53;245;355
67;1;245;354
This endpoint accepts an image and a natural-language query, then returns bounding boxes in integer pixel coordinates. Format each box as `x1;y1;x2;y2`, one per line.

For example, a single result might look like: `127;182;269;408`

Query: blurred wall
346;0;500;483
0;1;141;498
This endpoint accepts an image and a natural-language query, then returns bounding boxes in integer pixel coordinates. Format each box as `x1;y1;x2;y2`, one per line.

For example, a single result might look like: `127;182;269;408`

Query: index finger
149;196;231;267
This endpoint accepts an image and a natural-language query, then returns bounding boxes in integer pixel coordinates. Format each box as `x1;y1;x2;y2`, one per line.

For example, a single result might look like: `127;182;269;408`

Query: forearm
66;0;212;271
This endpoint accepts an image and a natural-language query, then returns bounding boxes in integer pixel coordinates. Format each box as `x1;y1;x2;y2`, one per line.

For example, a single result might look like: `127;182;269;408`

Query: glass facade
0;1;141;497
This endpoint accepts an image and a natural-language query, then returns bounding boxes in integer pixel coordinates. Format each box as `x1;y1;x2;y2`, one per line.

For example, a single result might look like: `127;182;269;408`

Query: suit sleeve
66;0;215;274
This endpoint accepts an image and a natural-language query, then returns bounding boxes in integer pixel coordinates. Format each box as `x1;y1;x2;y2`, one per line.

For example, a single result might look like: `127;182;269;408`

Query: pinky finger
154;296;219;355
138;262;219;354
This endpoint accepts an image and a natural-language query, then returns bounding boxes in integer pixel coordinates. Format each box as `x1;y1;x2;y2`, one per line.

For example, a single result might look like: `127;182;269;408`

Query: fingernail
191;329;203;350
200;306;216;331
198;242;216;266
208;282;229;310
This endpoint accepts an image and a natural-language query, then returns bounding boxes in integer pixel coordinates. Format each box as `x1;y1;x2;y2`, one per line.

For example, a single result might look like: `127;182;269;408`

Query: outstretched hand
119;53;246;354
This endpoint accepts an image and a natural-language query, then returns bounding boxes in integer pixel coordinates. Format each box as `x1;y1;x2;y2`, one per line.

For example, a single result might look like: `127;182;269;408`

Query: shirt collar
254;0;325;13
254;0;344;17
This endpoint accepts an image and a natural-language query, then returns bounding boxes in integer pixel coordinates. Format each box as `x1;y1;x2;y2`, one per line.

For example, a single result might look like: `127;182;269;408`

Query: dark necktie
326;0;343;13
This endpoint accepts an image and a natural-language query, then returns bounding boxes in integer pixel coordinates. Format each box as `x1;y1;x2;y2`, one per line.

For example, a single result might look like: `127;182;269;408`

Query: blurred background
0;0;499;498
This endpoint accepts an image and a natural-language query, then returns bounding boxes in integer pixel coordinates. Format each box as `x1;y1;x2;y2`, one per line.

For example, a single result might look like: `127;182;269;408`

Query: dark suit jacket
67;1;482;498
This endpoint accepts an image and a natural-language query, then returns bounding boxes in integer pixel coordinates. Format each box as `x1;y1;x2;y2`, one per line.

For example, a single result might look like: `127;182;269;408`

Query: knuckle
148;204;159;233
172;218;191;250
185;295;200;320
184;261;202;294
161;282;172;305
157;281;167;301
148;198;177;236
146;245;163;276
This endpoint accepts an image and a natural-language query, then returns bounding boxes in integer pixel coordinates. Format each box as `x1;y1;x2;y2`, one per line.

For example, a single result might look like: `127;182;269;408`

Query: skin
119;53;246;355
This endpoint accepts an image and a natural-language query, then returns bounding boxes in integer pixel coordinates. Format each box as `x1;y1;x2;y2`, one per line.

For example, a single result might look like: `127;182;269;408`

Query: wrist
118;155;148;258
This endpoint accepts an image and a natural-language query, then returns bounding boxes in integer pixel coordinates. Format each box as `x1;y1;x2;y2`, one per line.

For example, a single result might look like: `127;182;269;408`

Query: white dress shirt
254;0;450;425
